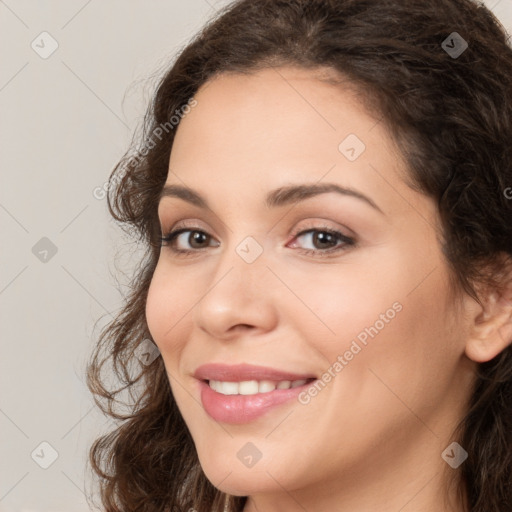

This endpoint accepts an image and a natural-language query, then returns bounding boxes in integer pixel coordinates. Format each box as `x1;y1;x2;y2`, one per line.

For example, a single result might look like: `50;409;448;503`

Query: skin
145;66;511;511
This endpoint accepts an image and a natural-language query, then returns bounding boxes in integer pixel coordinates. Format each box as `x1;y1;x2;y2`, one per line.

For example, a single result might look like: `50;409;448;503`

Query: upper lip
194;363;317;382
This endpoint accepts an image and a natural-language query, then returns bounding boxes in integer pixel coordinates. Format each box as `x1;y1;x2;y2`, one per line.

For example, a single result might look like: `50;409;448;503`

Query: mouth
205;378;316;396
194;363;318;424
193;362;317;382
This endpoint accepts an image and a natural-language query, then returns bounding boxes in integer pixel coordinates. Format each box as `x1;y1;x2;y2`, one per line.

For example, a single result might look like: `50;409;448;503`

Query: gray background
0;1;510;511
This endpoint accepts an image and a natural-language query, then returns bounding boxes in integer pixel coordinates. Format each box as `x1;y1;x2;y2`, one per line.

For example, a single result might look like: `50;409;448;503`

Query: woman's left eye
160;227;355;257
290;228;355;256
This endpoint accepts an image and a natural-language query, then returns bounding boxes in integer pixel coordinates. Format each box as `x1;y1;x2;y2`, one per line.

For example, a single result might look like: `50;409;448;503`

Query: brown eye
187;231;210;248
311;231;339;249
290;228;355;255
160;228;219;253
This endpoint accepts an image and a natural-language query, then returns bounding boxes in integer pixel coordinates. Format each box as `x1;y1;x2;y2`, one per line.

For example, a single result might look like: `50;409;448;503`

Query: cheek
290;253;409;352
145;264;192;364
304;245;461;404
286;264;461;472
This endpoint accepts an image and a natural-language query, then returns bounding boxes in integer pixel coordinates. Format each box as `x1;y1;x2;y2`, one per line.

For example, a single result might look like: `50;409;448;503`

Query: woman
87;0;512;510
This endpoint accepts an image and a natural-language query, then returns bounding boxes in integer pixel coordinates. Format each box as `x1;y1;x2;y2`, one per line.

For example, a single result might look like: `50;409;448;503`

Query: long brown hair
87;1;512;510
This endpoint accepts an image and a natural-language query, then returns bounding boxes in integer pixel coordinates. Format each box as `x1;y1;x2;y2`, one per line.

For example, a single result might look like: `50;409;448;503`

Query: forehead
165;66;409;214
172;66;383;153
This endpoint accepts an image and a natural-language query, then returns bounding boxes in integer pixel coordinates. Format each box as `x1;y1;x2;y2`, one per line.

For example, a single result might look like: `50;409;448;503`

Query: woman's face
146;67;477;505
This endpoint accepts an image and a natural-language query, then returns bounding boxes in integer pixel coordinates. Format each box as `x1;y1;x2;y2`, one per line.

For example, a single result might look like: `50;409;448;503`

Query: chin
199;458;291;496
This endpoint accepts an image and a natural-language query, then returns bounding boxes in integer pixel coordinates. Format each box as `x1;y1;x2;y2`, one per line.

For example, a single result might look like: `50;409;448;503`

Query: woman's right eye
160;228;219;255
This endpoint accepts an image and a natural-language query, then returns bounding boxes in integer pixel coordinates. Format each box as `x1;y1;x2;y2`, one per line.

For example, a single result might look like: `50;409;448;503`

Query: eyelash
159;224;356;258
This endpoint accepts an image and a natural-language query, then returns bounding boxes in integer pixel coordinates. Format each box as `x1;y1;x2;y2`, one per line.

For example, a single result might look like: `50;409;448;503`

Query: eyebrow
158;182;384;214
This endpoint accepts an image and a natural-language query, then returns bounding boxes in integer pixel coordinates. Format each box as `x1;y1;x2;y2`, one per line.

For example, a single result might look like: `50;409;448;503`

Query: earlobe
465;259;512;363
465;322;512;363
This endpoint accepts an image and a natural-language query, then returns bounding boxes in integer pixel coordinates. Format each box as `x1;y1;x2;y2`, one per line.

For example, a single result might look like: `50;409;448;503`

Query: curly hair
86;0;512;510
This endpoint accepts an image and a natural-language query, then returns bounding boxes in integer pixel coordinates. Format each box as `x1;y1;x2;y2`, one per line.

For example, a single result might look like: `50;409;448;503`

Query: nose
194;246;279;341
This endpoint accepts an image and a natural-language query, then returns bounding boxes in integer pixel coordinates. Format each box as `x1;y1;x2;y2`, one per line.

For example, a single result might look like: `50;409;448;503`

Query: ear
465;254;512;363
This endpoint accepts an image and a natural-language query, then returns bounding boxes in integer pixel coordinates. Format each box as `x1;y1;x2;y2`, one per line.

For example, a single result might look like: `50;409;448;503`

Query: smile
208;379;312;395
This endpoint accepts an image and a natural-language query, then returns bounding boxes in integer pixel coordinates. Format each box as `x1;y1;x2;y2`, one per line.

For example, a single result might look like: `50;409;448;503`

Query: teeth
220;381;238;395
239;380;259;395
258;380;276;393
209;379;310;396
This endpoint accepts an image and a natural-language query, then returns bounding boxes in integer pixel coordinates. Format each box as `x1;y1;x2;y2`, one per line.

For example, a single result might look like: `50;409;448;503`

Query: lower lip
199;380;315;424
